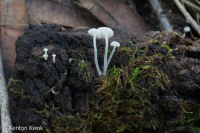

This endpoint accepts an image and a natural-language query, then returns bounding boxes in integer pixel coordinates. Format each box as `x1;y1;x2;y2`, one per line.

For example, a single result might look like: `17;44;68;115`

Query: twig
197;13;200;25
148;0;173;31
174;0;200;36
0;48;12;132
181;0;200;13
193;0;200;7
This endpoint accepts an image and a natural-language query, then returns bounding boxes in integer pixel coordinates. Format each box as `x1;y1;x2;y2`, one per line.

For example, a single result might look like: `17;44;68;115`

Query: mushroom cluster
88;27;120;76
42;48;56;63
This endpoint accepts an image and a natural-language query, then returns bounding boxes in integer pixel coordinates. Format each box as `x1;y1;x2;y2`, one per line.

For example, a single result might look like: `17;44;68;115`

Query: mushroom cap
98;27;114;39
88;28;101;39
110;41;120;47
52;54;56;57
184;26;191;33
44;48;48;51
43;54;48;59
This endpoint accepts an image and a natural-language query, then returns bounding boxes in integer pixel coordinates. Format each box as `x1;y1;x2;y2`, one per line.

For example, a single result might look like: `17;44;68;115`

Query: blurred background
0;0;200;81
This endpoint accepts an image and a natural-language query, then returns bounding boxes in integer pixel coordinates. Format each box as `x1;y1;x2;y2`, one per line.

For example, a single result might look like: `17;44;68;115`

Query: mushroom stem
93;35;102;76
103;34;108;75
106;46;116;72
44;48;48;57
52;54;56;63
43;54;48;60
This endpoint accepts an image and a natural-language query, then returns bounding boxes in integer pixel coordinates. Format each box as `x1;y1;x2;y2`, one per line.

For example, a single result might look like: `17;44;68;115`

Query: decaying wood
148;0;173;31
8;25;200;133
174;0;200;36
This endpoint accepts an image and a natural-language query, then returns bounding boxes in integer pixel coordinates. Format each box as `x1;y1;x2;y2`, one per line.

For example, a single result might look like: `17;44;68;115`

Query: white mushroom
88;28;102;76
106;41;120;73
43;54;48;60
44;48;48;57
98;27;114;75
69;58;72;64
52;54;56;63
183;26;191;33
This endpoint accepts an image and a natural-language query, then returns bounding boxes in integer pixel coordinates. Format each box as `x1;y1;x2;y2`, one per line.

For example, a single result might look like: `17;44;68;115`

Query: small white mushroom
43;54;48;60
44;48;48;57
106;41;120;72
88;28;102;76
69;58;72;64
183;26;191;33
52;54;56;63
98;27;114;75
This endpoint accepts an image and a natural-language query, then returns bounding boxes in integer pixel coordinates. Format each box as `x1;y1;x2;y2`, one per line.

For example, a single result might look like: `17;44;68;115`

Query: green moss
7;78;24;95
45;69;68;94
78;60;87;70
50;41;174;132
51;37;200;133
148;39;158;44
69;58;90;82
69;58;87;72
118;46;132;53
39;55;45;59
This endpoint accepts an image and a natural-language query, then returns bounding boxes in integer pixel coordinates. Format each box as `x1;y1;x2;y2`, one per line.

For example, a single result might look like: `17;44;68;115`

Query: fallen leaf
25;0;103;27
77;0;150;35
75;0;122;28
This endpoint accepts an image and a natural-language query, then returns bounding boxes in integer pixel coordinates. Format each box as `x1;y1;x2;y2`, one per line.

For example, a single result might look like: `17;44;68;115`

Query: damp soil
8;24;200;133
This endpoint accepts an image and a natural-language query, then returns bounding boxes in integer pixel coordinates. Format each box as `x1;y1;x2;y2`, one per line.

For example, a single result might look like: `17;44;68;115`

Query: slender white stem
52;55;56;63
93;35;102;76
103;35;108;75
43;54;48;60
44;49;48;57
106;46;116;72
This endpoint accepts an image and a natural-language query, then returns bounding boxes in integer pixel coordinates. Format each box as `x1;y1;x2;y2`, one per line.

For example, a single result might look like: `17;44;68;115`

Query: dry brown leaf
94;0;150;36
0;0;29;82
25;0;102;27
75;0;122;28
76;0;149;35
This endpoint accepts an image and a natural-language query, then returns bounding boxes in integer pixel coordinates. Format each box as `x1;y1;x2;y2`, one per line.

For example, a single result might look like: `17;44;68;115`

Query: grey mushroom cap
110;41;120;47
88;28;101;39
98;27;114;38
